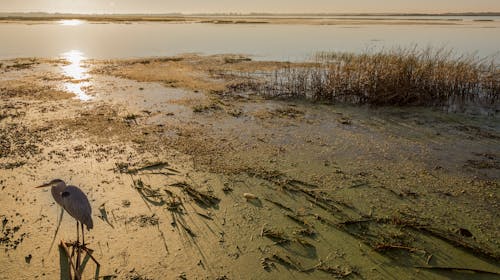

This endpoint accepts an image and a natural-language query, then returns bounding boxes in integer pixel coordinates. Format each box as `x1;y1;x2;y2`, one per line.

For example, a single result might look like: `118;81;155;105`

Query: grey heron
37;179;93;246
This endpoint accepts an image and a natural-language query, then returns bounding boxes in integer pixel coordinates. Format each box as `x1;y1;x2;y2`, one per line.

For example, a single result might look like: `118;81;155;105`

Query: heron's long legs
76;221;80;244
76;221;81;274
81;223;85;246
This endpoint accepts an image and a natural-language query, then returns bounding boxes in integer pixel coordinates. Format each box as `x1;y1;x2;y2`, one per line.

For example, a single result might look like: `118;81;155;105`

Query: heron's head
36;179;66;188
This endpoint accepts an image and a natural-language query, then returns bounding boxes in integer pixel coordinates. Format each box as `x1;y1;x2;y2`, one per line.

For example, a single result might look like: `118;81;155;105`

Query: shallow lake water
0;19;499;61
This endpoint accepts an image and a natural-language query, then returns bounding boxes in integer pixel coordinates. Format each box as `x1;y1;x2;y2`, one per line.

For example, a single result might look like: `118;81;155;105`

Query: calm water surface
1;20;499;61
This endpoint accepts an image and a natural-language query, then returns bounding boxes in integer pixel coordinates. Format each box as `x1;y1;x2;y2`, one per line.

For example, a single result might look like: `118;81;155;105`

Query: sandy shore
0;55;499;279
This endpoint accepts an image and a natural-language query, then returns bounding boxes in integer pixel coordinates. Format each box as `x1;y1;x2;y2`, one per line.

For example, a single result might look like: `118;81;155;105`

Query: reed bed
262;47;499;106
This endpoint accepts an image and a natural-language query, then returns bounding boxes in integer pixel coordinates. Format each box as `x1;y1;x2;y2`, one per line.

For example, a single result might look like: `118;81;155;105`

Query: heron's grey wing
61;186;94;230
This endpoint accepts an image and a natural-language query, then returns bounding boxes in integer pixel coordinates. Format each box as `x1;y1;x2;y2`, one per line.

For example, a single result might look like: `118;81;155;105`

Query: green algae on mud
0;56;499;279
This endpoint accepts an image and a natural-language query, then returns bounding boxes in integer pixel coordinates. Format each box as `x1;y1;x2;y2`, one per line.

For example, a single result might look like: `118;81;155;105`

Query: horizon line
1;11;500;16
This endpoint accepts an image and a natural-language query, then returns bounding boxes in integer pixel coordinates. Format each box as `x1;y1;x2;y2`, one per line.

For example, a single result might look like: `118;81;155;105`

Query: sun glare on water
60;50;93;101
59;19;84;26
62;50;89;80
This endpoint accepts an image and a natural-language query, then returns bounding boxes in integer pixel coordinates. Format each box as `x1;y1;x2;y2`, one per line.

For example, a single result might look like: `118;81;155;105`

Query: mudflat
0;55;499;279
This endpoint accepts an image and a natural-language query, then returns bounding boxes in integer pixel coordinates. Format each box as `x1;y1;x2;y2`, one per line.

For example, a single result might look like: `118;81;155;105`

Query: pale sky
0;0;499;14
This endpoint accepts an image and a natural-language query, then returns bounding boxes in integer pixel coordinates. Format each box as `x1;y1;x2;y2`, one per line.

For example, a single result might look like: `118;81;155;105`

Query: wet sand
0;55;499;279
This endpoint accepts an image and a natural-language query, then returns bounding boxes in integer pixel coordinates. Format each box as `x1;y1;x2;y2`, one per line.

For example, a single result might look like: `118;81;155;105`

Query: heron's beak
36;182;52;188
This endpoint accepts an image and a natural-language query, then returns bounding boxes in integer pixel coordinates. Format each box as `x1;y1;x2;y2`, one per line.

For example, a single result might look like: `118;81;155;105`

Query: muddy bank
0;55;499;279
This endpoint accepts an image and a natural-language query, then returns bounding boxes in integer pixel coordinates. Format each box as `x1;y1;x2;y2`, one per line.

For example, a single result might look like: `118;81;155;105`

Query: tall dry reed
263;47;499;106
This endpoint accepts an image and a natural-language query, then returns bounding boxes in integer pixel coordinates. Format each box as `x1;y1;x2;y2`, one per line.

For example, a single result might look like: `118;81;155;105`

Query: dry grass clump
264;47;499;107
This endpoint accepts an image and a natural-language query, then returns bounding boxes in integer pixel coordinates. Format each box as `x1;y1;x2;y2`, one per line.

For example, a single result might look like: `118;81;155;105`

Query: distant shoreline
1;12;499;24
1;12;500;17
0;14;498;25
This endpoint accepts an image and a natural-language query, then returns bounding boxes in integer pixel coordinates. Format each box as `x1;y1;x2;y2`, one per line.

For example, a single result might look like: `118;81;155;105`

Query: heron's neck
51;183;66;206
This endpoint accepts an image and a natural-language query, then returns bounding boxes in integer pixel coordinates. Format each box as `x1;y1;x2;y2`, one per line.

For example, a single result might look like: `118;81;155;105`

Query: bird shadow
58;245;71;280
57;245;95;280
49;208;64;253
58;241;101;280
